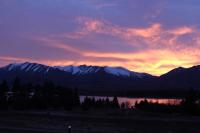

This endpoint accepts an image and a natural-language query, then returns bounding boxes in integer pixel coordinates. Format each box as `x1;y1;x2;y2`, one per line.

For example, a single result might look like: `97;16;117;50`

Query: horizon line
1;61;197;77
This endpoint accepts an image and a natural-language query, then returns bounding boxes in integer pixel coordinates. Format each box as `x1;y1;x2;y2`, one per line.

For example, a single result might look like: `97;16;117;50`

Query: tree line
81;96;120;110
0;77;80;110
0;77;121;111
1;77;199;115
135;89;200;115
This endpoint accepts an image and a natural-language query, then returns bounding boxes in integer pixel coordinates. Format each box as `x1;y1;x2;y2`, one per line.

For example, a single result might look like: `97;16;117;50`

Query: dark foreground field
0;110;200;133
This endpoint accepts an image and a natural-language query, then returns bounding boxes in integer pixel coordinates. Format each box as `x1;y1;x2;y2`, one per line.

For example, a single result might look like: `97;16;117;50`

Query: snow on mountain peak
5;62;50;73
3;62;149;78
104;66;131;76
55;65;147;78
54;65;101;75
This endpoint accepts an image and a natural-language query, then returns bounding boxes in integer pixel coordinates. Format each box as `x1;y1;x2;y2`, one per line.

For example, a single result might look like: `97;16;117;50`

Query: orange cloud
81;48;200;75
0;56;29;62
24;17;200;76
126;23;161;38
168;26;193;35
31;37;82;55
1;46;199;76
48;48;200;76
67;17;197;50
84;20;103;31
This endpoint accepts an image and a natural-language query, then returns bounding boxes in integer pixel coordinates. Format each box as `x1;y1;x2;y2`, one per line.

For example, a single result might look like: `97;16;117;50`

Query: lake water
80;96;182;107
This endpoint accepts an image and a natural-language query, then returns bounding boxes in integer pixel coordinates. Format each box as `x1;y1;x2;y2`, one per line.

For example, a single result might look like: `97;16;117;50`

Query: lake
80;96;182;107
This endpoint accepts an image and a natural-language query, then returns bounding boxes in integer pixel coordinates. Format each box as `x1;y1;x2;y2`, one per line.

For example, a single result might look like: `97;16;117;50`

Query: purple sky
1;0;200;75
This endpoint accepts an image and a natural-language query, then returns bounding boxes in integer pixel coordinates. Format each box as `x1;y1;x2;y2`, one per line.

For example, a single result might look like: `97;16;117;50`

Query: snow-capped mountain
1;62;200;97
3;62;52;73
54;65;102;75
3;62;150;78
0;62;156;92
54;65;150;78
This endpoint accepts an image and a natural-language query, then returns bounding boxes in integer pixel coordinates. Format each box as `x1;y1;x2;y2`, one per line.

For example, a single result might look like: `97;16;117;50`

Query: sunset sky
1;0;200;75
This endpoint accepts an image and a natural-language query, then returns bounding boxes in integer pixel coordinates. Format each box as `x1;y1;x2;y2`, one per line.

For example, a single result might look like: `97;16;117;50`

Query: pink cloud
65;17;197;51
126;23;161;38
168;26;193;35
31;36;82;55
25;17;200;75
0;56;29;62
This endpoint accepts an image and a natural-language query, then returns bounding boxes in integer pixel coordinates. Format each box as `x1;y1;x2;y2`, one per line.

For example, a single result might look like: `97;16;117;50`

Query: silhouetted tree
82;96;91;110
181;88;199;114
12;77;21;93
112;96;120;109
0;79;82;111
121;102;125;109
0;80;9;94
12;77;22;109
105;97;110;108
73;88;80;107
0;80;9;109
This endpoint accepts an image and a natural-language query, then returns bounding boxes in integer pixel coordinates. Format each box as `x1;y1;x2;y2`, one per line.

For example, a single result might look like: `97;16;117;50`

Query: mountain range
0;62;200;97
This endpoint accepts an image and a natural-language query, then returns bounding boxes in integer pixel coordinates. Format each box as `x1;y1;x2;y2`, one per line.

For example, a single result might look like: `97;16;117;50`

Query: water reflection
80;96;181;107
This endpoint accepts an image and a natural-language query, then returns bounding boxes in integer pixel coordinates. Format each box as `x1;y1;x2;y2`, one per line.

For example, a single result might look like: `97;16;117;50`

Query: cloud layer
1;0;200;75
